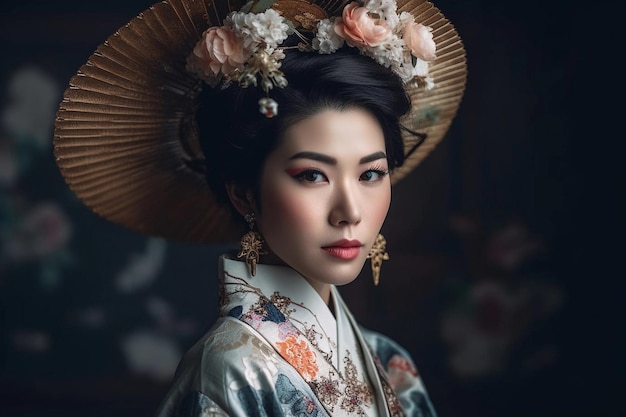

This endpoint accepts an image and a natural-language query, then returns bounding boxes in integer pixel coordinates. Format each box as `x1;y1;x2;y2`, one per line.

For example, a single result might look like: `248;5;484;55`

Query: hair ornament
186;0;437;117
52;0;467;243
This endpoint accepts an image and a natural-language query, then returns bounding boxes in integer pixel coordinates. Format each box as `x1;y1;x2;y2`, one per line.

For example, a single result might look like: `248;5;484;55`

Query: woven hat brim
53;0;467;244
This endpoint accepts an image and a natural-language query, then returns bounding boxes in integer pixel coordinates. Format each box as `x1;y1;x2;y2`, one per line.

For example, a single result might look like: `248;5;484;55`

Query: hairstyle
197;43;412;218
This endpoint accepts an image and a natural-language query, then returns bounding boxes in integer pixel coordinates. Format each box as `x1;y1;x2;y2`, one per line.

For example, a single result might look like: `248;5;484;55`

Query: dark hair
197;44;411;216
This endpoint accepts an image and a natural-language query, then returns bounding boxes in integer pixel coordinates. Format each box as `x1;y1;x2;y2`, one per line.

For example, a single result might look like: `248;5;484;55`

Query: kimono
156;255;437;417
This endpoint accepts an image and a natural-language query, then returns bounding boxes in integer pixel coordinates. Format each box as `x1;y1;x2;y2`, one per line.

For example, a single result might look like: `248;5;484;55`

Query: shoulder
359;325;438;417
358;325;413;365
173;317;276;385
158;317;325;417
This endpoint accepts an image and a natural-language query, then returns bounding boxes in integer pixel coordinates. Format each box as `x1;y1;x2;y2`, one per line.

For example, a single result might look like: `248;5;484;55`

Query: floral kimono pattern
156;256;436;417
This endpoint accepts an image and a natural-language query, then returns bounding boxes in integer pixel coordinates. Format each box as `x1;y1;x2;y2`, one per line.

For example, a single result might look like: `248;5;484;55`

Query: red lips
322;239;362;260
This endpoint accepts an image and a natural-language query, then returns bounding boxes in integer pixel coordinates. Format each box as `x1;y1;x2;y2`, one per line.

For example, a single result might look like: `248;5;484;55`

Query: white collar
219;255;338;364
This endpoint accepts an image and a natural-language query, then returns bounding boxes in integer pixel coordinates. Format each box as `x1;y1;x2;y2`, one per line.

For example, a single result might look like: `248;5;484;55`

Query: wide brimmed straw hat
53;0;466;243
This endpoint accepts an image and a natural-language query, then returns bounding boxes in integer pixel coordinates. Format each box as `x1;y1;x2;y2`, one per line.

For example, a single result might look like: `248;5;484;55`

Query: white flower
254;9;290;47
364;0;400;29
369;35;404;65
187;0;437;119
397;11;414;29
229;9;289;50
313;18;345;54
424;76;435;90
413;57;429;77
273;73;288;88
394;62;416;83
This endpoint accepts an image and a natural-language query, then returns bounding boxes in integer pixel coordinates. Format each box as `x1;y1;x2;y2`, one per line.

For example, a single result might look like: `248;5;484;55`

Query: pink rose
335;2;390;48
191;27;248;77
3;202;72;261
403;21;436;61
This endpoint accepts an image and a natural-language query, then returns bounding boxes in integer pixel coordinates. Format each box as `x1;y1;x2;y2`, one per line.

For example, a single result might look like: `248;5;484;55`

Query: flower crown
186;0;437;118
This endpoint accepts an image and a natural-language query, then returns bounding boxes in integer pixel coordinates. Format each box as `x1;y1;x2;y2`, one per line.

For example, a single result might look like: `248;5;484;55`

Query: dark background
1;0;622;416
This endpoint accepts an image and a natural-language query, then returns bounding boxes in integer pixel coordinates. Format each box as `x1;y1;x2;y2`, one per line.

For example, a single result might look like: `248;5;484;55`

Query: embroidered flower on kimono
276;374;319;415
241;310;264;330
386;354;423;391
340;352;374;411
311;375;341;409
277;321;299;339
268;291;294;312
276;335;318;380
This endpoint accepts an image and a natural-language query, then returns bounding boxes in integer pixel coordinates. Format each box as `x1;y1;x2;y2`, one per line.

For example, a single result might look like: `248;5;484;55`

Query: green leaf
416;108;440;127
251;0;276;13
284;19;295;35
240;1;254;13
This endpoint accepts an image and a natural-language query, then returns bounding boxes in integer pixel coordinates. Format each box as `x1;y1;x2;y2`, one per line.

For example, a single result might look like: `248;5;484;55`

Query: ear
225;183;257;217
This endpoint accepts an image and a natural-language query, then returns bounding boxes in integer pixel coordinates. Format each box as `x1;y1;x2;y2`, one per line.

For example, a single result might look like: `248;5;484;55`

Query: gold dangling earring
237;213;268;277
367;233;389;286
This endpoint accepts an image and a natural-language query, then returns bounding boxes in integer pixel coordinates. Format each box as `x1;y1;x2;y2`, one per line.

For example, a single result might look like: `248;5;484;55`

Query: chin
319;259;366;286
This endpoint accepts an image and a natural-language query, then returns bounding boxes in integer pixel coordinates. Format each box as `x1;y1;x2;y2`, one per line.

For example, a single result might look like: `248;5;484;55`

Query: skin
229;108;391;304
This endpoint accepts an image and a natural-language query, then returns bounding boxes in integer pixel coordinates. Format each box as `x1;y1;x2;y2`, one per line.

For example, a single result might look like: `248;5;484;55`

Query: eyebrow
288;151;387;165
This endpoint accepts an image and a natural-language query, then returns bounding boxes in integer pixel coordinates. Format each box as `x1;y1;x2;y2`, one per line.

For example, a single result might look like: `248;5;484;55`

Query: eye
360;169;389;182
293;169;328;183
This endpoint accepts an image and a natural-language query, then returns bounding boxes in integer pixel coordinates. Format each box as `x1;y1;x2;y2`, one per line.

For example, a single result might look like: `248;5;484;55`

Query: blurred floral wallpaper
0;0;621;416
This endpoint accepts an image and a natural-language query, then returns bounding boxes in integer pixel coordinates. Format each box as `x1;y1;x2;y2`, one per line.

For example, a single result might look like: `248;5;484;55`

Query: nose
328;181;361;226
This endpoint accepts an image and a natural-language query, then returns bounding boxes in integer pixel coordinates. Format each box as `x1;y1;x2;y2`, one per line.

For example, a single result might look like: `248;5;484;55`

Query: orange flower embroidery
276;335;318;380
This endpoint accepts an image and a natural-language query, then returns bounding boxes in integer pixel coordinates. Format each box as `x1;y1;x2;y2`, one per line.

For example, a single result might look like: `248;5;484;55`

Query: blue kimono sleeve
360;326;438;417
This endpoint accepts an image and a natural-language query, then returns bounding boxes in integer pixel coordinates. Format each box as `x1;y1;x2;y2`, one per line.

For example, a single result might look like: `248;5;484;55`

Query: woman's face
256;108;391;300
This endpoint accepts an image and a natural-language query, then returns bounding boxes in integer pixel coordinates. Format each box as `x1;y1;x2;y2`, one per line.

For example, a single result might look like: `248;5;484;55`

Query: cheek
368;185;391;226
259;184;318;232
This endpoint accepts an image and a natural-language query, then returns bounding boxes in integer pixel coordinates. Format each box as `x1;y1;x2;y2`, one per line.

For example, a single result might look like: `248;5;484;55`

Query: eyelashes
293;169;327;183
287;165;389;184
360;168;389;182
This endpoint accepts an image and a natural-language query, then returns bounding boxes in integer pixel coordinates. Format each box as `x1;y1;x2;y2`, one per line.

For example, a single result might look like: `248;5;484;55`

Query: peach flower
191;27;248;77
335;2;390;48
276;335;318;380
403;21;436;61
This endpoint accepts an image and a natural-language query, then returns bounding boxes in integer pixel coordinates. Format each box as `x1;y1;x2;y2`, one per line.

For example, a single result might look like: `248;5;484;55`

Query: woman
53;0;466;415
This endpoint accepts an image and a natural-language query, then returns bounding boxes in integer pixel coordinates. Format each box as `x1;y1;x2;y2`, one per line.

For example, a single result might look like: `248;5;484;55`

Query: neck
258;253;333;305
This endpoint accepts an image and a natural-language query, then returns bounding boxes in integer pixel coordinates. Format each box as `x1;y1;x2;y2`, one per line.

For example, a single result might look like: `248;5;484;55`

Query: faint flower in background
11;330;51;353
146;295;197;337
0;63;205;392
486;222;543;272
72;306;107;328
115;237;167;293
0;66;74;288
1;66;60;149
441;281;519;377
1;202;72;262
0;141;18;187
0;202;74;289
120;331;182;382
440;214;564;379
